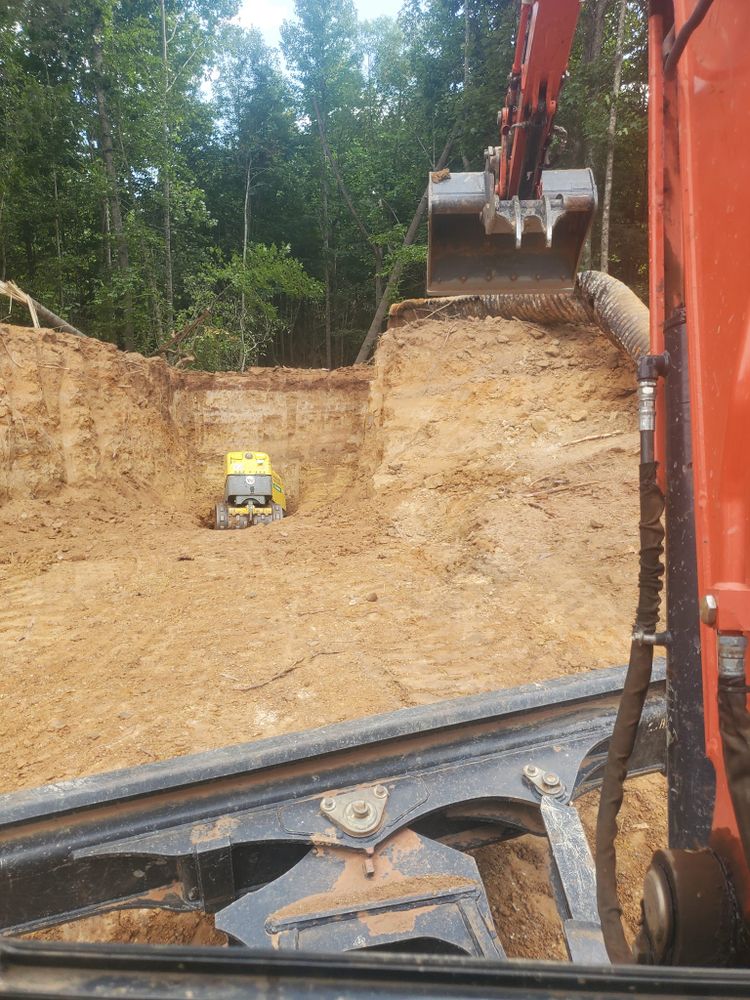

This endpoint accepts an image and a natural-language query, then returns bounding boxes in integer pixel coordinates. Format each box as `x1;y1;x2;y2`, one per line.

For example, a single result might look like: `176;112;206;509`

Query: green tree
181;244;323;370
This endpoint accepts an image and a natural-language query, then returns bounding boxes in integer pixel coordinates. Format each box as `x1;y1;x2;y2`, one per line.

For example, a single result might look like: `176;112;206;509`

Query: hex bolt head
543;772;560;787
321;796;336;813
523;764;540;778
351;799;370;818
373;784;388;799
700;594;718;626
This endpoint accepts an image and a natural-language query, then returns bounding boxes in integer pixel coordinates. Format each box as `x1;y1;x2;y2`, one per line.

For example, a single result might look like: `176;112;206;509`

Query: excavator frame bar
0;665;666;960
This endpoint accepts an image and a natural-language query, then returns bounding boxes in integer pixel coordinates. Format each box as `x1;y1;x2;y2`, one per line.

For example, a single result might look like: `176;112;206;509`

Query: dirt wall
0;325;371;509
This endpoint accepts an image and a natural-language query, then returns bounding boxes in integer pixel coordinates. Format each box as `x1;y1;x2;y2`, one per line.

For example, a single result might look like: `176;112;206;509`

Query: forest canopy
0;0;648;368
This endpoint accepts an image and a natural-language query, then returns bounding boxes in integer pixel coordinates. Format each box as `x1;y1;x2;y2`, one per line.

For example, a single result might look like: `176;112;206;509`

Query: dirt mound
0;318;664;957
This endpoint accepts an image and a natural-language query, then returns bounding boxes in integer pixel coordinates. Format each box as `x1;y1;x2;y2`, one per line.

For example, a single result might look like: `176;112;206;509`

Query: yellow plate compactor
214;451;286;529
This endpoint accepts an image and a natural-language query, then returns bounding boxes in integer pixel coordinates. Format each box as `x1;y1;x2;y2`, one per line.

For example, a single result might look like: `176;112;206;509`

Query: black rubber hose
664;0;716;78
718;671;750;870
596;461;665;963
387;290;591;329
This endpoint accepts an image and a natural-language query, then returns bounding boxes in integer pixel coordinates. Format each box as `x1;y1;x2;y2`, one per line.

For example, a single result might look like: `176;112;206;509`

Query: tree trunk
52;164;64;311
321;168;332;369
242;158;252;268
585;0;610;63
600;0;627;274
241;156;252;330
374;245;383;307
311;94;370;249
0;192;6;280
312;92;383;324
101;199;112;274
463;0;470;89
92;30;134;350
580;0;610;269
355;133;455;364
160;0;173;332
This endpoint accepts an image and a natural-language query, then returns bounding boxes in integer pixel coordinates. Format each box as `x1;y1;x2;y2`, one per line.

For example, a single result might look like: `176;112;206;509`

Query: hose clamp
718;634;748;679
638;379;658;432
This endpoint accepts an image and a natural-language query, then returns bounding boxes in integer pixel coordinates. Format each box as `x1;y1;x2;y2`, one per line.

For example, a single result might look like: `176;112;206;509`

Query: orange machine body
649;0;750;904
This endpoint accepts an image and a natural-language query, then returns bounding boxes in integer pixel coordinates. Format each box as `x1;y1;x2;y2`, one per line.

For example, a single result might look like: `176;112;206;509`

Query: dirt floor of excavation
0;316;666;959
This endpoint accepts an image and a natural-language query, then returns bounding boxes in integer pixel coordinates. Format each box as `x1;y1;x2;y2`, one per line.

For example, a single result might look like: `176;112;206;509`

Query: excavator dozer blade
427;168;597;296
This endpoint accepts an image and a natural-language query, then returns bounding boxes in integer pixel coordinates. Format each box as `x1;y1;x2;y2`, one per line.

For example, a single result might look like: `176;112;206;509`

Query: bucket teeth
483;194;561;249
427;167;597;296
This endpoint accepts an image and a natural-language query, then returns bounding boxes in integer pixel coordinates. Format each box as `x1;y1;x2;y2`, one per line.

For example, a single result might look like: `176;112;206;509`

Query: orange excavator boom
427;0;596;296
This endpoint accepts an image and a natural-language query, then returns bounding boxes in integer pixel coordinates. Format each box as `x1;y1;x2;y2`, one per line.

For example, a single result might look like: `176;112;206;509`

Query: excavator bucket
427;167;597;296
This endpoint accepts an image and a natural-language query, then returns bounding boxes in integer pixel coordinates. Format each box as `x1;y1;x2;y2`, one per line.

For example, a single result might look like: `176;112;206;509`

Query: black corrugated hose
576;270;650;361
596;458;665;963
719;667;750;870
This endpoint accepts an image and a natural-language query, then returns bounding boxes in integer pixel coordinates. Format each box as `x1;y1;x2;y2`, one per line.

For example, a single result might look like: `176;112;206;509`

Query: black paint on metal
216;830;505;957
664;307;715;847
5;937;750;999
0;663;666;954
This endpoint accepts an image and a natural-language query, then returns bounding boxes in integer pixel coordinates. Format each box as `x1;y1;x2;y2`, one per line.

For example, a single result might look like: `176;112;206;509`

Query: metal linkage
216;828;505;956
0;663;666;960
542;799;608;964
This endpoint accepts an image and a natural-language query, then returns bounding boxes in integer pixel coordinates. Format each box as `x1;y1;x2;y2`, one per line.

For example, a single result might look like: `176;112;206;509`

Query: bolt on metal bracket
700;594;718;626
319;784;389;837
522;764;567;800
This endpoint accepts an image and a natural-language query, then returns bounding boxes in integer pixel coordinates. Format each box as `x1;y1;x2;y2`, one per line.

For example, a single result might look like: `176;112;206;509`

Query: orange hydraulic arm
426;0;594;296
498;0;582;199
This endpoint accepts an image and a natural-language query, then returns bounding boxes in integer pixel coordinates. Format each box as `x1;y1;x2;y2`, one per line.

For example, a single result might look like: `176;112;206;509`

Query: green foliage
183;245;323;370
1;0;649;364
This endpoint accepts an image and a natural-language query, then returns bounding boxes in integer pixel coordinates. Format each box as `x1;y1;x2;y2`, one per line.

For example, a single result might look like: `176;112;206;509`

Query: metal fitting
718;634;748;679
632;627;672;646
638;379;658;432
700;594;718;626
523;762;566;799
319;785;388;837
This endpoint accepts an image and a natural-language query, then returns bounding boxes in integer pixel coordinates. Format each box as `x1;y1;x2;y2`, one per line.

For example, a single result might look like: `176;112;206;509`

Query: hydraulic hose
596;457;665;963
387;270;650;363
718;638;750;870
664;0;716;78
